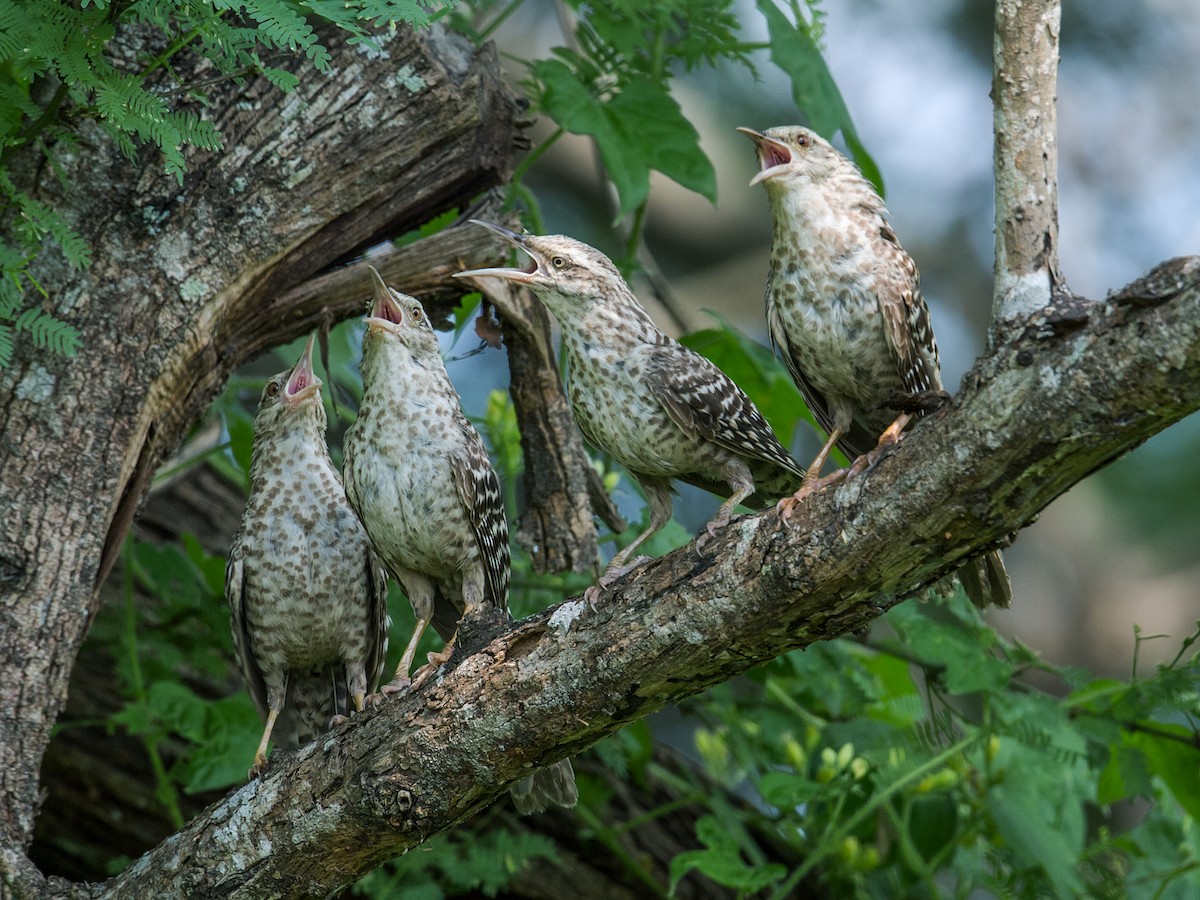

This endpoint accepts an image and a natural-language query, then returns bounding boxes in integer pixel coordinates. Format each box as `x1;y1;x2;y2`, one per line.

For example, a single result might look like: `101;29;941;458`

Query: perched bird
226;335;390;776
343;268;576;814
457;223;806;593
739;124;1011;608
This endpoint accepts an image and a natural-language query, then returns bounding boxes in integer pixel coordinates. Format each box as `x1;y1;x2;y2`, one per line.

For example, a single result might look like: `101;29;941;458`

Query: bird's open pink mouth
365;266;406;330
760;142;791;169
286;368;310;396
372;290;404;325
737;127;793;186
285;335;322;402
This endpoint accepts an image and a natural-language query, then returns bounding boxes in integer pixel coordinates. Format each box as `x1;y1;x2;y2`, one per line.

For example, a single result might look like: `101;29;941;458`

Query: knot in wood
0;546;27;587
363;771;416;827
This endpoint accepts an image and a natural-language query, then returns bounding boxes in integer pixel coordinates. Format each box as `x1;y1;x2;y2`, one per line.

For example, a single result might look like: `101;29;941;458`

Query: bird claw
585;555;653;609
600;555;652;587
376;675;413;700
247;754;268;781
328;713;349;728
850;436;898;477
407;661;441;694
583;584;602;612
776;470;848;521
694;518;725;556
426;645;454;668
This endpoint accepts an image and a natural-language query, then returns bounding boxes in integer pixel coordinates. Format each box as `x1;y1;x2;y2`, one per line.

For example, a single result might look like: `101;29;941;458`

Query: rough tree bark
993;0;1062;328
4;1;1197;897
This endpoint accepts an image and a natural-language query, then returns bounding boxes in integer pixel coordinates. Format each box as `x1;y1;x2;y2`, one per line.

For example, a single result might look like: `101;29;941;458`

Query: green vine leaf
755;0;884;194
532;60;716;219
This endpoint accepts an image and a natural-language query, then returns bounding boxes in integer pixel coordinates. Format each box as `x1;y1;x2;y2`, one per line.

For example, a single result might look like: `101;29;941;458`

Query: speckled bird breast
563;339;727;479
343;397;475;582
239;439;377;667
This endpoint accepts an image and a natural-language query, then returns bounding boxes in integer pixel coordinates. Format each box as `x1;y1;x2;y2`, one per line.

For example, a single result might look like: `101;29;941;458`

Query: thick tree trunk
0;22;520;894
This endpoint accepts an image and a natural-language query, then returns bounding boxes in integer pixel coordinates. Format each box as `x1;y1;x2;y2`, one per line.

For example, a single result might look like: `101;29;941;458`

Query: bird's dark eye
551;256;567;269
409;305;424;323
265;380;282;397
796;133;810;148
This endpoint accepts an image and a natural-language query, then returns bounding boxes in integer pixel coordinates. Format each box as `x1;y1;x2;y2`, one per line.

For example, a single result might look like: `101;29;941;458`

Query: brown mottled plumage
740;125;1011;608
343;268;576;814
226;335;390;776
458;224;805;592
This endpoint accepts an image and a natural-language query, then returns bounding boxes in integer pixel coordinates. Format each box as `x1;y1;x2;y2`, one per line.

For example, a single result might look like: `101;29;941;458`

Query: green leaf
181;694;263;793
181;532;230;600
986;781;1085;898
533;60;716;219
886;602;1013;694
14;306;81;356
755;0;883;194
592;720;653;781
908;794;958;868
1098;737;1154;806
758;770;820;809
147;680;208;742
858;647;924;728
110;698;154;737
1132;727;1200;821
218;400;256;490
670;815;786;894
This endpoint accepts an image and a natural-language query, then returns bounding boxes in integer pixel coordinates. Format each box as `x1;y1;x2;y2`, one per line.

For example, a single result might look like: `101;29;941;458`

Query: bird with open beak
226;335;390;776
457;223;805;599
342;266;577;814
738;125;1011;608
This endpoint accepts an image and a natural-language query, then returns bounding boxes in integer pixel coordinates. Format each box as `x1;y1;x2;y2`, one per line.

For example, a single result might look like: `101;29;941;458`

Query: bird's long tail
510;758;579;815
957;549;1012;609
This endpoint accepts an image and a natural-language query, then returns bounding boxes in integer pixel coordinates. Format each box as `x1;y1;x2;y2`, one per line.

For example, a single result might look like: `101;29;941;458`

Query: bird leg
585;477;673;606
380;615;431;697
327;673;366;725
804;425;843;482
696;464;755;555
377;570;440;698
249;685;285;779
347;664;368;714
410;569;487;690
847;412;912;476
777;427;847;519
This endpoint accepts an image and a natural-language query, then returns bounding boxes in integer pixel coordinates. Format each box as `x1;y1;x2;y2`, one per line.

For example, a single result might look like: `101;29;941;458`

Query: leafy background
6;0;1199;896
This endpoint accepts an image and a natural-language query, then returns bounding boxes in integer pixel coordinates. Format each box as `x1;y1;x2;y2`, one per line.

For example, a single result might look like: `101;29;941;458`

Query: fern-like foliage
0;0;445;368
14;305;80;357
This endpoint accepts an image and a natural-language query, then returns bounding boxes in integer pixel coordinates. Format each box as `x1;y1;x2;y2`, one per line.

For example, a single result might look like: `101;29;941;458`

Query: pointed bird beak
454;220;540;284
284;333;322;403
364;265;405;332
736;127;792;187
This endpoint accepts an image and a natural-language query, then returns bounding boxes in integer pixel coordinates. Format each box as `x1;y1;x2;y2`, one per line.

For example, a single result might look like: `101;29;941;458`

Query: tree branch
81;257;1200;898
993;0;1063;331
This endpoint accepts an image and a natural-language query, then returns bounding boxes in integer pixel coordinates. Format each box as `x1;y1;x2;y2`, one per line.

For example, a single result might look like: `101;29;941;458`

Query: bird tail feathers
510;758;578;815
